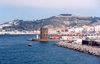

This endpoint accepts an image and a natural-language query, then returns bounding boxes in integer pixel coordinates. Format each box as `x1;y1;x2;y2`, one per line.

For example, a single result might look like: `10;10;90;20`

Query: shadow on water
39;41;48;44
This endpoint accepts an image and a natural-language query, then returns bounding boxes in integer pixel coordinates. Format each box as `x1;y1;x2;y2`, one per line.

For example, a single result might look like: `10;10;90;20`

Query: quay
28;27;60;41
29;38;59;41
56;41;100;57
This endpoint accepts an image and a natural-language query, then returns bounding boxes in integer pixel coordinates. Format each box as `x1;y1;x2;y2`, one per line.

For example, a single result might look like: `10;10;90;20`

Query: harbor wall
56;42;100;57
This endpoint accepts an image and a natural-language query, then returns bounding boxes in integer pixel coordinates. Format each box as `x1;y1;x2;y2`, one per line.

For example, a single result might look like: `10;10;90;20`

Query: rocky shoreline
56;41;100;57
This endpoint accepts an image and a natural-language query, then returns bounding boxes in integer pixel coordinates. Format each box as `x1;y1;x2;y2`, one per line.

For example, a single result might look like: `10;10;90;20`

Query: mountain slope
0;14;100;31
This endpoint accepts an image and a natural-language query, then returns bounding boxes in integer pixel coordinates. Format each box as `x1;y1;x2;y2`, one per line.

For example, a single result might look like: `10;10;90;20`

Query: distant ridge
0;14;100;31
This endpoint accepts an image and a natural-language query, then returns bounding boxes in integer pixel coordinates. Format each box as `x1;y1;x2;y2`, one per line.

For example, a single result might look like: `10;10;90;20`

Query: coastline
56;41;100;57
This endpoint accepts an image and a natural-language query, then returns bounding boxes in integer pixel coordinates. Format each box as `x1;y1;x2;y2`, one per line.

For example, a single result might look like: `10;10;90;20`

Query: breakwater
56;41;100;57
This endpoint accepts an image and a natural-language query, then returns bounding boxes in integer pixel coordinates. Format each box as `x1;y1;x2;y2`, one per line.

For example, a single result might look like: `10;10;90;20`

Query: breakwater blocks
56;42;100;57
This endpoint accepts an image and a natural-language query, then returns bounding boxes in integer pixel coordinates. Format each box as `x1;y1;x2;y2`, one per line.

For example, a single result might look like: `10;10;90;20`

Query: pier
56;41;100;57
29;27;60;41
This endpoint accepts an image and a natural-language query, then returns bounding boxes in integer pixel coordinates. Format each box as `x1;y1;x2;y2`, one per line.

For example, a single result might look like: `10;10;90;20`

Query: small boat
28;43;32;46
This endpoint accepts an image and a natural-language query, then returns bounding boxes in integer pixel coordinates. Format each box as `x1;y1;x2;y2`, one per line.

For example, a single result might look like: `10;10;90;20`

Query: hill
0;14;100;31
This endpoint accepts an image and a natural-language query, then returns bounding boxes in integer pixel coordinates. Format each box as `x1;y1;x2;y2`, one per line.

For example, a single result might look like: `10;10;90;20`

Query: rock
56;42;100;57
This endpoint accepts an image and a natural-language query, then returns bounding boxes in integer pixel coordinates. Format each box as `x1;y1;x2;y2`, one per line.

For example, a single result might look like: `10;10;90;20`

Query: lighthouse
36;34;39;39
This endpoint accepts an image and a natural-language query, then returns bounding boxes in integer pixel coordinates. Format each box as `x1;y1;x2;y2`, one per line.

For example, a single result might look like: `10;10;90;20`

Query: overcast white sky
0;0;99;9
0;0;100;24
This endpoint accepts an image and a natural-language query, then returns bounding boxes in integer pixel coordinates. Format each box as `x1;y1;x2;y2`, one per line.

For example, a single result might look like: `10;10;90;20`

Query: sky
0;0;100;24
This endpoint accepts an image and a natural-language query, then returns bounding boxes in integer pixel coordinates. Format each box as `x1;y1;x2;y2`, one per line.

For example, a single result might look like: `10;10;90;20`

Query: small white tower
36;34;39;39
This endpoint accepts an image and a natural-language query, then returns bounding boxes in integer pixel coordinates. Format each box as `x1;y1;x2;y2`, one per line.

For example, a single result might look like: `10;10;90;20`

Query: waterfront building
40;27;48;39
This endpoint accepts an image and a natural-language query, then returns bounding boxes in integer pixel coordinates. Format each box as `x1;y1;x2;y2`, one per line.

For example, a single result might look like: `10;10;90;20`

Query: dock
56;41;100;57
28;27;60;41
29;38;60;41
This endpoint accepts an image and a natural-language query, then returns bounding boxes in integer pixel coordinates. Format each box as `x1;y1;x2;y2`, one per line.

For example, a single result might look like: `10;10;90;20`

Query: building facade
40;27;48;39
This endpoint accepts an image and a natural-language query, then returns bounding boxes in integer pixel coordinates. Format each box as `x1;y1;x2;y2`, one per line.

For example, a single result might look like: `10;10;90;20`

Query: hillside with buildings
0;14;100;34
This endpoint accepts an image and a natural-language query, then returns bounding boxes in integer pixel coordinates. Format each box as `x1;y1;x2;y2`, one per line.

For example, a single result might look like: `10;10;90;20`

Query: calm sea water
0;35;100;64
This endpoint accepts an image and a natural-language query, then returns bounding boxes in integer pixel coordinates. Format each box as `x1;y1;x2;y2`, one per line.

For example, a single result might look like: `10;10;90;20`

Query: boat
28;43;32;46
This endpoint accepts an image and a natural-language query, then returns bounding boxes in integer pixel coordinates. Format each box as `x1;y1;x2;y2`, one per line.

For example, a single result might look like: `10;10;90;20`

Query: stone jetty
56;41;100;57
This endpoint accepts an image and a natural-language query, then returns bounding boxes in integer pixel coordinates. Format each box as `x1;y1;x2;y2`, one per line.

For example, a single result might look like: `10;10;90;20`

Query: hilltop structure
1;14;100;32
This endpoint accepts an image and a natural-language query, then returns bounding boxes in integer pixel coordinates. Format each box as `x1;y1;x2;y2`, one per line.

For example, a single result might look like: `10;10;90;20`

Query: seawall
56;42;100;57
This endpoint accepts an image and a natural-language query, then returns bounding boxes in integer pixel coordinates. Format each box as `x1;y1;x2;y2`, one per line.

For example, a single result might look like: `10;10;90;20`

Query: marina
28;27;100;57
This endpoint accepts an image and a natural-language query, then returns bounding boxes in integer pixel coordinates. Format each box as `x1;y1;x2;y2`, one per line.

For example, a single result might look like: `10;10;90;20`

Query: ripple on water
0;35;100;64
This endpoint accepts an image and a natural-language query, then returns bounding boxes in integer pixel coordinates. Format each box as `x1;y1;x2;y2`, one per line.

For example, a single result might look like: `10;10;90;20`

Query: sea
0;34;100;64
